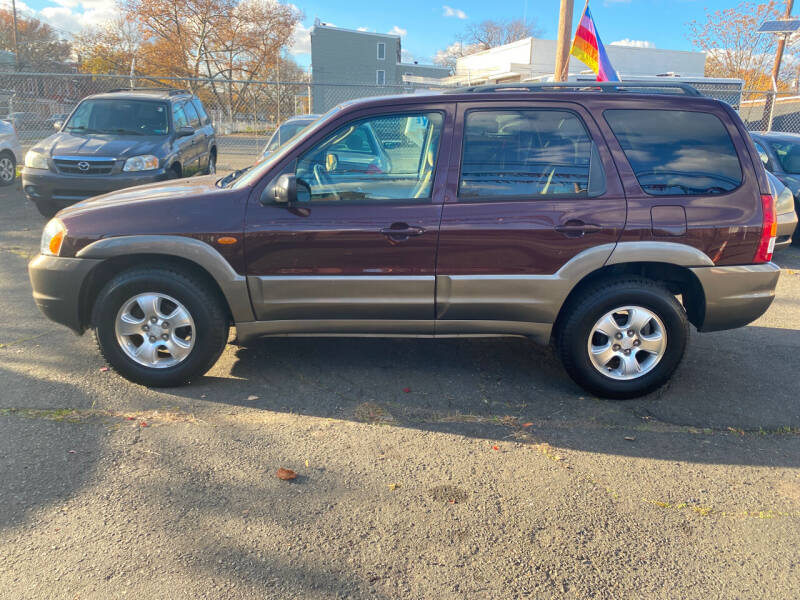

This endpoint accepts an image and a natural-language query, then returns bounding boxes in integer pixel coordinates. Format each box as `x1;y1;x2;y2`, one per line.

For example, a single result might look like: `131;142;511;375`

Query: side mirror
176;126;194;138
53;121;62;130
270;173;297;204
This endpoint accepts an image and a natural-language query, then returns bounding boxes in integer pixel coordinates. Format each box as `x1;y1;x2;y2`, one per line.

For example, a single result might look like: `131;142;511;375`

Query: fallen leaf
402;387;411;393
387;483;400;490
99;367;109;372
276;468;297;481
126;416;135;420
305;459;309;468
492;445;500;451
140;422;148;427
247;395;259;401
624;436;636;442
522;422;534;428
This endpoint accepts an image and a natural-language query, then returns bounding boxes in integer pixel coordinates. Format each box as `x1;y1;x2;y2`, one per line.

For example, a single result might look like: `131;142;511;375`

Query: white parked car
0;119;22;186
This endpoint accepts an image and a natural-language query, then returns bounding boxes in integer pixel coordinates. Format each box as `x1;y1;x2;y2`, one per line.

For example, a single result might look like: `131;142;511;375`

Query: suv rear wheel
92;267;229;387
557;277;689;399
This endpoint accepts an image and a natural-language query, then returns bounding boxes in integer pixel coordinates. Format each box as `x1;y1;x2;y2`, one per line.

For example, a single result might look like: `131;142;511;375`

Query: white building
430;37;707;85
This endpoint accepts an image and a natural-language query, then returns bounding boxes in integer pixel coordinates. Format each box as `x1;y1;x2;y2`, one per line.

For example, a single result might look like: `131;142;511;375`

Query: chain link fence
3;72;800;172
0;72;421;170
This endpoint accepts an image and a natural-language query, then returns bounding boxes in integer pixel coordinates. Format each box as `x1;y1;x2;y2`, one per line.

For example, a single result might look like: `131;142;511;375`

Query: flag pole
554;0;575;82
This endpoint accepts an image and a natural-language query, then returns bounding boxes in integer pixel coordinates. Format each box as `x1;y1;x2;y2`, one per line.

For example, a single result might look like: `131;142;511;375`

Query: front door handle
555;220;602;237
380;223;425;240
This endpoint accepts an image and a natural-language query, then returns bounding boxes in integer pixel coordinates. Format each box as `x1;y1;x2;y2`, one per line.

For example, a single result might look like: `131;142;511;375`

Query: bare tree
435;18;542;70
687;1;798;90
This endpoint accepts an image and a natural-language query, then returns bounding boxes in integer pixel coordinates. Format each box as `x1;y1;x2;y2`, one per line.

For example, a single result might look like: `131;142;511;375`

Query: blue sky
4;0;798;67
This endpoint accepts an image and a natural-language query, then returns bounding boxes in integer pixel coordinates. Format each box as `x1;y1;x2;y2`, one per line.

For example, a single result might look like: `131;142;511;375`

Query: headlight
123;155;159;172
24;150;49;170
41;219;66;256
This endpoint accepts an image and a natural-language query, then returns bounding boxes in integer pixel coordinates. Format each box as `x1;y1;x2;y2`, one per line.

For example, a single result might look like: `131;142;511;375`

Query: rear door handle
555;220;602;237
380;223;425;240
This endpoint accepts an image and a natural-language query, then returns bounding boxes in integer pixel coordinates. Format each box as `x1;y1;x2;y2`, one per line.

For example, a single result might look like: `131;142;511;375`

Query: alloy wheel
587;305;667;380
114;293;195;368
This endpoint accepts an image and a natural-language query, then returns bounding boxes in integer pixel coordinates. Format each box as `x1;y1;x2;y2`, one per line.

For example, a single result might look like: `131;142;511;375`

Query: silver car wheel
115;293;195;369
0;156;14;183
587;305;667;381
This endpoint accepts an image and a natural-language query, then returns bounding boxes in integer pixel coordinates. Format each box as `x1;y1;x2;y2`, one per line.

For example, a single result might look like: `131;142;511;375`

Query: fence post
765;90;777;132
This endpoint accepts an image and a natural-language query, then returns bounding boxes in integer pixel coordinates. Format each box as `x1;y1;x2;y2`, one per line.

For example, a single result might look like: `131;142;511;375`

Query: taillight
754;193;777;263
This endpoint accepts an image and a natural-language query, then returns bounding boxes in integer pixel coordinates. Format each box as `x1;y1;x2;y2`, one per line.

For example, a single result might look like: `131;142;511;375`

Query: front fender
76;235;255;322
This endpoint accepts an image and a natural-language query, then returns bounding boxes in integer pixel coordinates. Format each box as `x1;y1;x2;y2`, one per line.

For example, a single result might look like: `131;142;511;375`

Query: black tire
91;267;229;387
0;151;16;186
793;200;800;246
168;164;182;179
556;277;689;399
205;150;217;175
33;198;59;218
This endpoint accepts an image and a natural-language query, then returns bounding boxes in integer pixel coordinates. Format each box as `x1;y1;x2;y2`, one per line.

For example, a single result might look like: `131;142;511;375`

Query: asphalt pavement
1;180;799;599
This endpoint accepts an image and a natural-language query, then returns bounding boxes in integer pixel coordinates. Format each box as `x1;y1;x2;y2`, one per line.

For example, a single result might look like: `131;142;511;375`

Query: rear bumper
21;167;168;210
775;209;797;250
28;254;101;333
690;263;781;332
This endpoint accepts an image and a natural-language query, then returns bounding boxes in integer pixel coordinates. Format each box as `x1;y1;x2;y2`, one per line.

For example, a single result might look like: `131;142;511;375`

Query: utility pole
554;0;574;82
771;0;795;85
11;0;21;71
764;0;795;131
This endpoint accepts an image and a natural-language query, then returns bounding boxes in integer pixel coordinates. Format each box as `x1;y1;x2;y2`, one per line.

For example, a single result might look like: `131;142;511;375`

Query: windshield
264;119;316;153
228;107;342;189
65;99;170;136
770;140;800;175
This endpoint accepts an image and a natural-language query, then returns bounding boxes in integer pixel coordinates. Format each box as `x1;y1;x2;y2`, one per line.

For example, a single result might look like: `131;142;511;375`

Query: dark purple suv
28;83;781;398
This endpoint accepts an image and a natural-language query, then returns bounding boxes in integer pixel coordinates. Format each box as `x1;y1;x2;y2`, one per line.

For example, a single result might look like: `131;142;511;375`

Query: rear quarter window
604;109;742;196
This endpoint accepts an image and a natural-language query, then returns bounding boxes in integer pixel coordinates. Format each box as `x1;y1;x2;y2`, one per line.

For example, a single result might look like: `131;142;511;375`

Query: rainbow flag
569;4;619;82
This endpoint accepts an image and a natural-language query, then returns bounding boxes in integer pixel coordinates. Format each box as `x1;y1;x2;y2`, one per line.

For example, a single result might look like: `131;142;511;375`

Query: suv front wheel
92;266;229;387
557;277;689;399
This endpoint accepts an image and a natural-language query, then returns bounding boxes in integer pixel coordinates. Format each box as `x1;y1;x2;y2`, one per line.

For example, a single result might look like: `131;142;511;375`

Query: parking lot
1;180;800;598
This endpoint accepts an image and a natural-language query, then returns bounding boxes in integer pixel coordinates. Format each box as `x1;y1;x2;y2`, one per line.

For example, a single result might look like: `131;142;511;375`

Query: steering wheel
312;164;340;201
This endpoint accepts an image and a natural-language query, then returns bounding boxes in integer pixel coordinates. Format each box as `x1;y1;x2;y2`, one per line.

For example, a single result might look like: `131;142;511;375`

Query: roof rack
107;87;191;96
446;82;703;96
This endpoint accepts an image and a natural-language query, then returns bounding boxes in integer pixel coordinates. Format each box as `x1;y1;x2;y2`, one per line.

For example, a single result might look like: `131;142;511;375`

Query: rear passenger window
193;100;210;125
183;101;201;128
173;104;188;129
604;109;742;196
459;109;605;199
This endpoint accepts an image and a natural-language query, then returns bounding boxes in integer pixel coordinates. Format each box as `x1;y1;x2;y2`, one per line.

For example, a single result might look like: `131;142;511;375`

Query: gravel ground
1;181;800;599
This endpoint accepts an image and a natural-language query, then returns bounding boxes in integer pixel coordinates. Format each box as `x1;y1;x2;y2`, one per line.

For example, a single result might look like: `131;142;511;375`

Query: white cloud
610;39;656;49
289;22;311;55
0;0;119;35
357;27;368;32
442;5;467;19
388;25;407;37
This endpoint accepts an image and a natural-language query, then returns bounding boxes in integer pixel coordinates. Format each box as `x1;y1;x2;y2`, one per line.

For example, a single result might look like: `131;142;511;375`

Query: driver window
295;111;444;203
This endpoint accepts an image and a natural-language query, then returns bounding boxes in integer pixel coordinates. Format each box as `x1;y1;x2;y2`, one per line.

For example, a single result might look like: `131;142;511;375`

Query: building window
376;70;385;86
377;43;385;60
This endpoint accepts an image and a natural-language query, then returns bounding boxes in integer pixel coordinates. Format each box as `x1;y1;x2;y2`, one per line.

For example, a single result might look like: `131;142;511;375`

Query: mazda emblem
77;161;90;171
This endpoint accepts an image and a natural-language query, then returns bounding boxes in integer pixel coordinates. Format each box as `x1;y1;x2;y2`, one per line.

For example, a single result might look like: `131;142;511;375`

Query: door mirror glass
177;126;194;138
268;173;310;204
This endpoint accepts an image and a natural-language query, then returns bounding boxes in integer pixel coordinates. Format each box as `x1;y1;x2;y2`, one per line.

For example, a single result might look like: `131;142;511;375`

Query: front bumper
690;262;781;332
775;209;798;250
21;167;169;210
28;254;102;333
